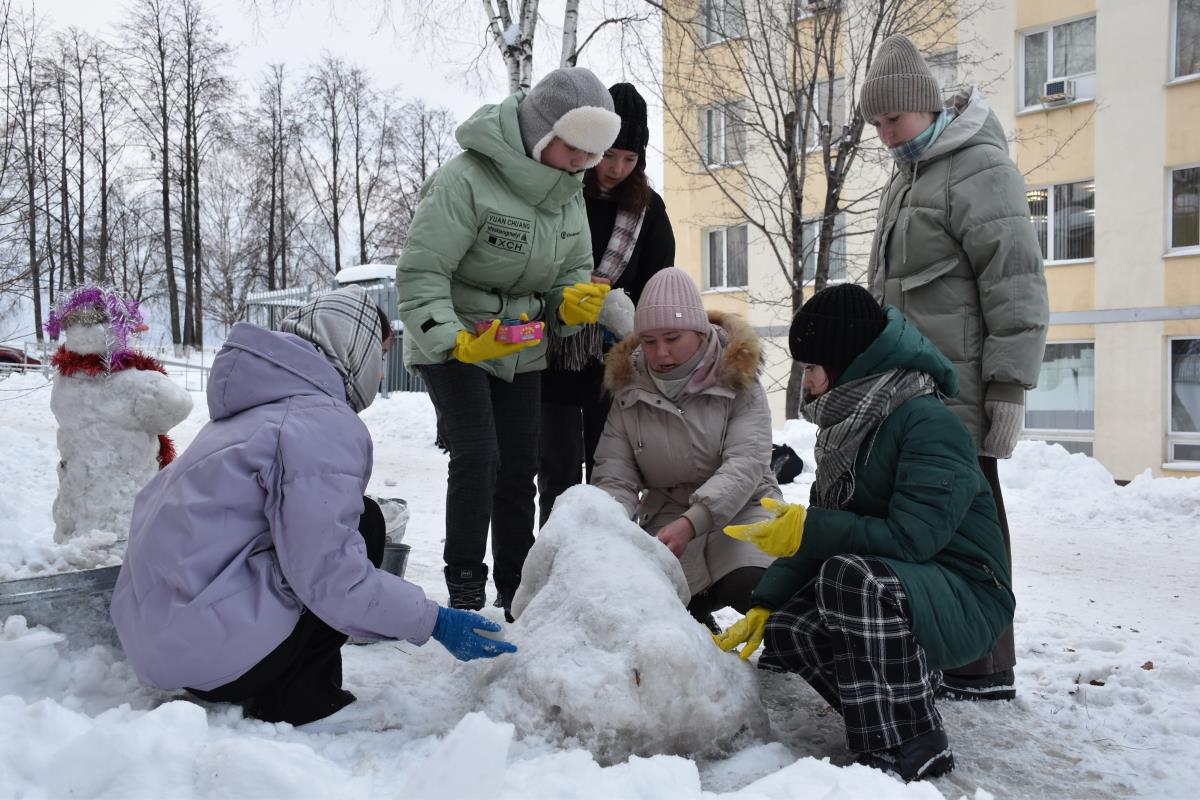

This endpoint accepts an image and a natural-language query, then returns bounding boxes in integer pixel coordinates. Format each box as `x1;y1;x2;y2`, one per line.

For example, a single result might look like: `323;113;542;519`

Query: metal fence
245;280;426;395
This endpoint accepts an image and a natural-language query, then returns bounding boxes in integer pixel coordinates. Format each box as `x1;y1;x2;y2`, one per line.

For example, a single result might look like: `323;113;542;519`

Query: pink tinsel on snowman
45;287;193;544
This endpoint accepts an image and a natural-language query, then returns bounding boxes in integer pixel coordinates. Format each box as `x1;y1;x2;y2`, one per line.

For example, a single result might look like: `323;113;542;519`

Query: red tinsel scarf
51;347;179;469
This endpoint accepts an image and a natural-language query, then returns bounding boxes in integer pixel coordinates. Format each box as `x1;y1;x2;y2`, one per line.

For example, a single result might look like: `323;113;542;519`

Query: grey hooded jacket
867;87;1049;445
111;322;438;692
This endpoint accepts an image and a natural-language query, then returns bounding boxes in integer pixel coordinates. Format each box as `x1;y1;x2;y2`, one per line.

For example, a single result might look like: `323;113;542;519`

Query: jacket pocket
898;256;961;292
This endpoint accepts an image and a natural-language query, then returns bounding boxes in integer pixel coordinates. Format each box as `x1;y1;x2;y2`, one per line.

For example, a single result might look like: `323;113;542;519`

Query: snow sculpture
471;484;769;765
45;287;193;544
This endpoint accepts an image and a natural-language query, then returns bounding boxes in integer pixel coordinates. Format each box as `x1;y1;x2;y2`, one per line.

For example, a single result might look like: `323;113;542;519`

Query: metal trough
0;566;121;648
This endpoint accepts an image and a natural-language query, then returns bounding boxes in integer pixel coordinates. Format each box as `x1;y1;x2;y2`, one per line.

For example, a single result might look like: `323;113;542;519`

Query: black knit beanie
789;283;887;371
608;83;649;159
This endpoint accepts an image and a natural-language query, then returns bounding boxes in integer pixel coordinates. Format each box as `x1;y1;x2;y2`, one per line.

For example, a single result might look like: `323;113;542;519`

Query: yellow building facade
661;0;1200;481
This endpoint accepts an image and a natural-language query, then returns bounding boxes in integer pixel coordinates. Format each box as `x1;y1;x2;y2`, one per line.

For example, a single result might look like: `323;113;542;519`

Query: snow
2;364;1200;798
334;264;398;285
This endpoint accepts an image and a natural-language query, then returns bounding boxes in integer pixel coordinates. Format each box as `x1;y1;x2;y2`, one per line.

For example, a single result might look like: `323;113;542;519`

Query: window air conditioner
1039;79;1076;106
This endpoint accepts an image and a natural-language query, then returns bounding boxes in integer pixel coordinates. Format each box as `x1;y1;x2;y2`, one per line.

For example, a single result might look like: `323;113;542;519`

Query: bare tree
298;54;349;274
174;0;233;348
641;0;982;414
7;9;47;339
120;0;182;346
344;67;388;265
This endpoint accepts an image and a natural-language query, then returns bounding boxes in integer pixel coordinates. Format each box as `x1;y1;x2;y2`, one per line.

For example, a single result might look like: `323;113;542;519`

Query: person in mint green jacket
396;67;621;619
714;284;1013;782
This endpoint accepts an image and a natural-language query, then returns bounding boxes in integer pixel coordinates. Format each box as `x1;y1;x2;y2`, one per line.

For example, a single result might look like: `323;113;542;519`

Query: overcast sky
42;0;665;184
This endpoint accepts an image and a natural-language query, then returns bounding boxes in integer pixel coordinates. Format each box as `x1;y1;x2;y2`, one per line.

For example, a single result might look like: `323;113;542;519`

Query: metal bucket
380;542;411;578
0;565;121;648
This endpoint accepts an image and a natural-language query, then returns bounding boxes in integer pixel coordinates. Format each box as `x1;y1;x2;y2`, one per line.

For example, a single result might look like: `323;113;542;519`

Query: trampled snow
1;365;1199;798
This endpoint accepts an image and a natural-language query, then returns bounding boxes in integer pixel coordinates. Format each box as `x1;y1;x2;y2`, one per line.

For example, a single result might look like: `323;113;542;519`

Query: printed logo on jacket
484;212;533;254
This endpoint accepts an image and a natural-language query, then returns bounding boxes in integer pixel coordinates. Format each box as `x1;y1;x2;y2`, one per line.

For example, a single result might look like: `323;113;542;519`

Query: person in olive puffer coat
396;67;622;619
714;284;1013;782
861;34;1048;700
591;268;776;627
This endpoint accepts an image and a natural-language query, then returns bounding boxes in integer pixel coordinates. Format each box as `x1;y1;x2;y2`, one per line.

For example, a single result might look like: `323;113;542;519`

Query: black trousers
187;497;386;726
537;397;611;528
758;555;941;754
686;566;765;619
943;455;1016;677
421;360;541;602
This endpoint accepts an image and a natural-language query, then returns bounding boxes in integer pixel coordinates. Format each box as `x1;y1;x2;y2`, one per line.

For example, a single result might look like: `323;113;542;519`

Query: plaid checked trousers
758;554;942;754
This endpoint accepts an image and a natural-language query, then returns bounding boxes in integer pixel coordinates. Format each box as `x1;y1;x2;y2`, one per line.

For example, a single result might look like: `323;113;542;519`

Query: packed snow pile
471;485;768;764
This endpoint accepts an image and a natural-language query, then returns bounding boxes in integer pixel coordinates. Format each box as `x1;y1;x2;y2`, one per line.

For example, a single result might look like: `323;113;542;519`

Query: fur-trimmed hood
604;310;762;395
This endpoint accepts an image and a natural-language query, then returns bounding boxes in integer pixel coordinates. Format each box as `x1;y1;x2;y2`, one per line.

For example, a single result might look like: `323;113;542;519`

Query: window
799;78;846;151
1027;180;1094;261
701;0;746;46
927;50;960;99
1169;338;1200;462
1175;0;1200;79
702;102;746;167
1170;166;1200;250
801;213;847;284
1026;342;1095;456
792;0;840;21
707;224;748;288
1021;16;1096;108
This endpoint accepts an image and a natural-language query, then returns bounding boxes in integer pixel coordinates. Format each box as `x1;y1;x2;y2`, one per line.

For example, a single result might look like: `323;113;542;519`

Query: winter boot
936;668;1016;701
445;564;488;611
856;727;955;782
492;595;515;624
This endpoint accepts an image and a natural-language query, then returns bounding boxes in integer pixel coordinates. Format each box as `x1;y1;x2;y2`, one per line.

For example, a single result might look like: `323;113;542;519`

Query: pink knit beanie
634;267;709;334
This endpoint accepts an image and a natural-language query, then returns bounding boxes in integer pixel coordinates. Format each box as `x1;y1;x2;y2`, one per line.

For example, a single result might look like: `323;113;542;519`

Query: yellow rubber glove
724;497;807;557
559;282;611;326
452;319;537;364
713;607;771;660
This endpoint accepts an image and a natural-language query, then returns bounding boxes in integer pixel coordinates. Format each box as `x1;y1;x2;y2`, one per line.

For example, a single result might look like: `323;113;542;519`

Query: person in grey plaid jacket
715;284;1014;782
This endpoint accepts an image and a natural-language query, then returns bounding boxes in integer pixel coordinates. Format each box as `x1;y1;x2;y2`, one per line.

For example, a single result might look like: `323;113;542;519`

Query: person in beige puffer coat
591;268;777;628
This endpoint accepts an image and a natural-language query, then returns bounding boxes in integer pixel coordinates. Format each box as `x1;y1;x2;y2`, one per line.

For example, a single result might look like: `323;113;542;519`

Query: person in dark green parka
714;283;1013;783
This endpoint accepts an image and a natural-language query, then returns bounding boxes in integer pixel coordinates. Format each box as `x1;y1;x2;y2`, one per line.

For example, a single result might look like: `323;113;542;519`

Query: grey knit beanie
859;34;943;122
518;67;622;169
635;267;709;334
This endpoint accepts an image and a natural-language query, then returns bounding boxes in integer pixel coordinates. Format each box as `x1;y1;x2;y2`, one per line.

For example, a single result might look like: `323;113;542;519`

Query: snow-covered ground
2;364;1199;799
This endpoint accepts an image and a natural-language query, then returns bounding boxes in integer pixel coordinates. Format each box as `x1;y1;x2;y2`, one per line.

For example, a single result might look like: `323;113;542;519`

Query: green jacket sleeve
395;172;479;360
949;149;1048;392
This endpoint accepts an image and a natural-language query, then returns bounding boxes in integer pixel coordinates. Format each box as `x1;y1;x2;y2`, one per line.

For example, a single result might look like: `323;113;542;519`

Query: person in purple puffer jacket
111;286;515;729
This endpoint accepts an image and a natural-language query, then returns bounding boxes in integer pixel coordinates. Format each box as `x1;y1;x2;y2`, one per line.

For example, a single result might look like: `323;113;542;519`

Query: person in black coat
538;82;676;527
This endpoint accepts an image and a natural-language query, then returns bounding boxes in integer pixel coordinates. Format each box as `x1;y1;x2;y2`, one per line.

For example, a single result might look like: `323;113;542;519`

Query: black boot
445;564;487;611
492;595;515;623
936;668;1016;701
856;727;955;782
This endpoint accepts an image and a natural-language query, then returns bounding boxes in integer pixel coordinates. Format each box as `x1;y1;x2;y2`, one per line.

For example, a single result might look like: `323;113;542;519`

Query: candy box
474;318;545;343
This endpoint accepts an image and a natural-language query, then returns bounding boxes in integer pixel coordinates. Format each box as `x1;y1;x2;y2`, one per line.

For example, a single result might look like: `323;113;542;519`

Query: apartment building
661;0;1200;480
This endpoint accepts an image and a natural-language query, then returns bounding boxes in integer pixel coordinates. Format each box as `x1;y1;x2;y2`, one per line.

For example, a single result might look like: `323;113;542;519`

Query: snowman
45;287;193;544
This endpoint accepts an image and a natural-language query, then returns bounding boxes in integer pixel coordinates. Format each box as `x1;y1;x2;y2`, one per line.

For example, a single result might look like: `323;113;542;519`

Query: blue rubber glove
431;606;517;662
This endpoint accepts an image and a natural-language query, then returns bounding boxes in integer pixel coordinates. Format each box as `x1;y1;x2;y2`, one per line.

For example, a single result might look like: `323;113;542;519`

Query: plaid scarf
548;206;647;371
802;368;937;509
280;286;382;413
890;107;957;164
